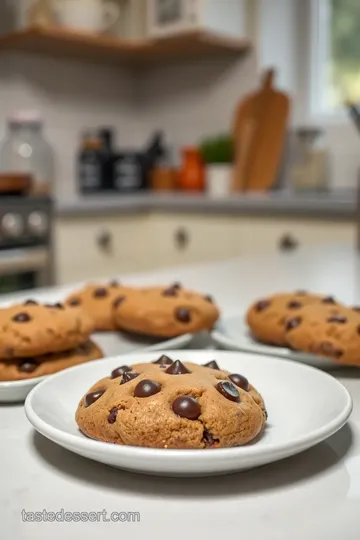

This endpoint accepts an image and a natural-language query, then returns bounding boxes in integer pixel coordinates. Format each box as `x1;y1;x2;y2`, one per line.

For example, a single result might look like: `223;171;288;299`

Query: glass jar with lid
0;110;54;196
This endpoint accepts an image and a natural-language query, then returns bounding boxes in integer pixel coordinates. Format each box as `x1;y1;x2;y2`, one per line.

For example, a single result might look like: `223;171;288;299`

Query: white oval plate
0;332;193;403
212;316;340;370
25;350;352;477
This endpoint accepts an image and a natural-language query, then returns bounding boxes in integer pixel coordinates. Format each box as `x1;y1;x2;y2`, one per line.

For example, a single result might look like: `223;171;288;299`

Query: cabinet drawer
55;215;149;284
237;217;355;256
149;214;236;267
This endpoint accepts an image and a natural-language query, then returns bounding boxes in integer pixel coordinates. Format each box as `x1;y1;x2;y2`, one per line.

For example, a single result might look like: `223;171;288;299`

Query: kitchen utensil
232;68;290;192
288;127;329;192
25;349;352;476
53;0;120;33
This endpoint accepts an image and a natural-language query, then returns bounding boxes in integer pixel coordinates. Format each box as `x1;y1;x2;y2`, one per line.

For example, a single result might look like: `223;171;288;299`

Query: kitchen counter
2;244;360;540
56;190;359;219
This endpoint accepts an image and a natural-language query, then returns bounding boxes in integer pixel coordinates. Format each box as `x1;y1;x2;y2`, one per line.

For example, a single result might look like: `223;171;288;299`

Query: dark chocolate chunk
24;299;38;306
172;396;201;420
110;365;132;379
108;407;118;424
216;381;240;402
175;307;191;323
327;315;347;324
113;296;125;308
120;371;139;385
85;389;105;407
109;280;119;287
93;287;108;298
287;300;302;309
76;341;93;355
162;287;178;297
204;295;214;303
19;359;39;373
322;296;336;304
153;355;173;367
165;360;190;375
12;312;31;323
134;379;161;398
202;428;219;447
46;303;64;309
255;299;270;312
317;341;343;358
171;282;182;290
285;316;302;331
68;298;80;306
229;373;250;391
203;360;220;370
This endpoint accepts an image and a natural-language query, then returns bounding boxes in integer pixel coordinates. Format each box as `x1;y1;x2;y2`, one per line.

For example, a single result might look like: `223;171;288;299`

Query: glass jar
289;127;329;192
0;110;54;196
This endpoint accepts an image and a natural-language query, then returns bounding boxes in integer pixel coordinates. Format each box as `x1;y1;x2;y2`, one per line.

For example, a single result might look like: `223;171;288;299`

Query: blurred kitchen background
0;0;358;293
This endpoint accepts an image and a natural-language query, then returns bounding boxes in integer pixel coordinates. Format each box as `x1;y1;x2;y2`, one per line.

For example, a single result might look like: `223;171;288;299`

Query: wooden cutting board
232;68;290;192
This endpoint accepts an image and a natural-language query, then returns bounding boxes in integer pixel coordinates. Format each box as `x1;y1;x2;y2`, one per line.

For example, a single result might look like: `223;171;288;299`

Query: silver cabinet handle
279;234;299;252
174;228;190;250
96;230;112;252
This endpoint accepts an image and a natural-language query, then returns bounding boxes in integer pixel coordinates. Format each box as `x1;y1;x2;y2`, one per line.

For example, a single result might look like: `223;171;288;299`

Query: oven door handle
0;247;49;275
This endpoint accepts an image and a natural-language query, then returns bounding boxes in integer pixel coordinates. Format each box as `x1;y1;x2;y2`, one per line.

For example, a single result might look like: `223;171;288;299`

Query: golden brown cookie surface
246;291;337;346
0;301;94;359
75;356;266;449
0;339;103;381
285;303;360;365
65;281;135;331
112;284;220;337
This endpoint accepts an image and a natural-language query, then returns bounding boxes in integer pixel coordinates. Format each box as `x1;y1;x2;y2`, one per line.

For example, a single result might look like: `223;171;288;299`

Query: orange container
178;147;205;191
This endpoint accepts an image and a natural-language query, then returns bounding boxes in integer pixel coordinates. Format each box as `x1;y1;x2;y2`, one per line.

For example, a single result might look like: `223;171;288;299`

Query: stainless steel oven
0;197;53;295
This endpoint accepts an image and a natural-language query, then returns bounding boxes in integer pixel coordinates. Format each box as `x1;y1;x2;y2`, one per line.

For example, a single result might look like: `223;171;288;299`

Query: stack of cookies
76;355;267;449
246;291;360;366
0;300;103;381
65;281;220;338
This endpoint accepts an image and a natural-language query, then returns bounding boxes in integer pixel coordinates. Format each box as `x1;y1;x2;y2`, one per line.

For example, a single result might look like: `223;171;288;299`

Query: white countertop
3;244;360;540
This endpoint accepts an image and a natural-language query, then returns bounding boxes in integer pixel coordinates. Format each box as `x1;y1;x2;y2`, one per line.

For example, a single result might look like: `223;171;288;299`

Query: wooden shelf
0;27;251;66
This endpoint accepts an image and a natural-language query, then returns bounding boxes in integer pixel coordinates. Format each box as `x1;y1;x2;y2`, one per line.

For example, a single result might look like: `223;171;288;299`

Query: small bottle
77;130;103;193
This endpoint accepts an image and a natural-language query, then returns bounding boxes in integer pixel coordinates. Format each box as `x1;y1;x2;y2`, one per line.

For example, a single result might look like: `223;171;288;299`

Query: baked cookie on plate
246;291;338;346
76;355;266;449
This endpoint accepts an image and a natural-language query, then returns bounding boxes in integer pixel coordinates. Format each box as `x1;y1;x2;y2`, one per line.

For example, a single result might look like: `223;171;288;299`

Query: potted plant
199;134;234;198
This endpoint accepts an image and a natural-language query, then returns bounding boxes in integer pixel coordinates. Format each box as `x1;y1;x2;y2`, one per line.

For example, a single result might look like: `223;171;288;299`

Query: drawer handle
97;230;112;252
279;234;298;252
174;228;189;250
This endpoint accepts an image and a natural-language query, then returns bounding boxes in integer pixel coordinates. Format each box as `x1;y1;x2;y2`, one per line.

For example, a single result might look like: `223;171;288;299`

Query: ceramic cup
53;0;120;32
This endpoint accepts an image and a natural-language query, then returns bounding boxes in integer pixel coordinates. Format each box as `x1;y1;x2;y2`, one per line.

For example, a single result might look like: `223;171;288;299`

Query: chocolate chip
203;360;220;370
68;298;80;306
204;295;214;303
353;306;360;312
85;389;105;407
93;287;108;298
229;373;250;391
76;341;93;355
255;299;270;312
287;300;302;309
216;381;240;402
202;428;219;447
12;312;31;323
109;280;119;287
107;407;118;424
285;316;302;331
134;379;161;398
46;303;64;309
327;316;347;324
24;299;38;306
120;371;139;385
153;355;173;367
172;396;201;420
172;282;182;290
113;296;125;308
162;287;178;297
317;341;343;358
165;360;190;375
322;296;336;304
110;365;132;379
175;307;191;323
19;359;38;373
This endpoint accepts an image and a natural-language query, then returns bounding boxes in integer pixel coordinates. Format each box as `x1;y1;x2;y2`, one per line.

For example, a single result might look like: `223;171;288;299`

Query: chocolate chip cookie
0;301;94;358
112;284;220;338
285;303;360;365
76;355;266;449
246;291;337;346
0;340;103;381
65;281;134;331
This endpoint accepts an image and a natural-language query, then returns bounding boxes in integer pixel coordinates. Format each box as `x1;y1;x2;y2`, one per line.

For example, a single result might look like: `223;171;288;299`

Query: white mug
53;0;120;32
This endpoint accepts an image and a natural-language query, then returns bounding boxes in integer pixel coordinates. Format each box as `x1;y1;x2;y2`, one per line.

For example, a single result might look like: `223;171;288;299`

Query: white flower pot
206;164;232;198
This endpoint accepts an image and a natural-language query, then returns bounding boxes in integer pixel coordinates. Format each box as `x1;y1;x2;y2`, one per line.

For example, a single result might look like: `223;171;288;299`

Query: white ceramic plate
0;332;193;403
25;350;352;477
212;316;339;370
